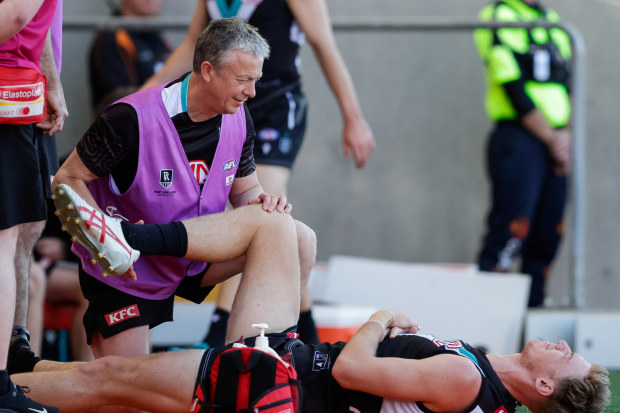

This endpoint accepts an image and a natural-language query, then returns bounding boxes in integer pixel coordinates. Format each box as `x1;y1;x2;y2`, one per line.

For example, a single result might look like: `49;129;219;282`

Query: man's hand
121;266;138;281
342;117;375;169
36;82;68;135
367;310;420;341
248;193;292;213
547;128;572;175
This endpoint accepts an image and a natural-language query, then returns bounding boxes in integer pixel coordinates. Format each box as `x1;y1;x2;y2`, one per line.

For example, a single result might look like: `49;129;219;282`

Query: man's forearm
41;30;60;90
520;108;557;145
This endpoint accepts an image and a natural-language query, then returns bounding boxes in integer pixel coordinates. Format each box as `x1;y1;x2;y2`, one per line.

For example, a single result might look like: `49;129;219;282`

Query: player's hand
384;310;420;339
342;118;375;169
248;193;292;213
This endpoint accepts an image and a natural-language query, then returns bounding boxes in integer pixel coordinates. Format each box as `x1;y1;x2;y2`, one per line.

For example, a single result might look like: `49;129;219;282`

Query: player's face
522;339;591;381
210;50;263;115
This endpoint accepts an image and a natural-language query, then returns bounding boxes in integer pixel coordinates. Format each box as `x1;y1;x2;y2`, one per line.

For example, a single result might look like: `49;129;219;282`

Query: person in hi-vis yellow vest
473;0;572;307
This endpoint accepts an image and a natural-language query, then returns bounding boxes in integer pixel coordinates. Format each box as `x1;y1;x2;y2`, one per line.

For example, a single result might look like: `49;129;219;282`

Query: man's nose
244;81;256;98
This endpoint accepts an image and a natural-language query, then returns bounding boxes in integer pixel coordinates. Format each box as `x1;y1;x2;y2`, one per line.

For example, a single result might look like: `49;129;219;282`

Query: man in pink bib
50;19;316;406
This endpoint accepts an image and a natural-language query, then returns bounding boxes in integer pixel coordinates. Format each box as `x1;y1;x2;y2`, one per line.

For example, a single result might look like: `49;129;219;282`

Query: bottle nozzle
252;323;268;336
252;323;270;349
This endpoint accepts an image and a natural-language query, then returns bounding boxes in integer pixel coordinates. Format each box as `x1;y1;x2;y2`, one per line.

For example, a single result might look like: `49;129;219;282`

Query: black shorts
248;86;307;169
0;124;58;229
79;265;215;343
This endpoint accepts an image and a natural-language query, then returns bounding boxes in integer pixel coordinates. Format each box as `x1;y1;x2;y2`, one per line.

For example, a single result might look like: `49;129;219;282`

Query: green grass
516;371;620;412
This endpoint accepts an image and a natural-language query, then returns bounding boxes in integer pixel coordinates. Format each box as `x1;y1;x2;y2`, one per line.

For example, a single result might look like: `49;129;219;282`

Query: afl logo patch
312;351;329;371
258;128;280;142
222;159;238;172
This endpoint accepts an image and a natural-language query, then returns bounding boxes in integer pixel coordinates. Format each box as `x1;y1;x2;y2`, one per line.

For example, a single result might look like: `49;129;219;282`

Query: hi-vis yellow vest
473;0;572;127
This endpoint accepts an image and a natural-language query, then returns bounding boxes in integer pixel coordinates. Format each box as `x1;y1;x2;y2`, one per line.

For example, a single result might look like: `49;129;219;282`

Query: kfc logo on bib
105;304;140;326
494;407;508;413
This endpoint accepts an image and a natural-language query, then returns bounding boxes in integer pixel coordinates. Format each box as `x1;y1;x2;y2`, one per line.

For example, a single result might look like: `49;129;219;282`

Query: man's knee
296;221;317;271
80;355;128;381
17;221;46;251
252;206;297;234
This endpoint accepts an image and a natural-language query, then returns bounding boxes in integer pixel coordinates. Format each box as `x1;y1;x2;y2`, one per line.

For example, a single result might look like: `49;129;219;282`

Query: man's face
522;339;591;382
208;50;263;115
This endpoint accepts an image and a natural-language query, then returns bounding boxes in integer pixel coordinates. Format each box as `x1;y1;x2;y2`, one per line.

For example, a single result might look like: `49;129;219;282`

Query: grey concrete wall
59;0;620;310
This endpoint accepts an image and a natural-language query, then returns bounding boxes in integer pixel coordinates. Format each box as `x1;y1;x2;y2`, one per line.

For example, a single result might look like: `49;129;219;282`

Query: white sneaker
52;184;140;277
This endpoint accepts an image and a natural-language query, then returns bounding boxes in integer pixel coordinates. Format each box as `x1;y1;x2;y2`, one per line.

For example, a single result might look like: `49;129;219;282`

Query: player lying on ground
11;309;610;413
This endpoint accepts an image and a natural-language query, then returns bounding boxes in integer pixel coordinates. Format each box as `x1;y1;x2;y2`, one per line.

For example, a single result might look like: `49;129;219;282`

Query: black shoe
0;380;59;413
7;336;40;375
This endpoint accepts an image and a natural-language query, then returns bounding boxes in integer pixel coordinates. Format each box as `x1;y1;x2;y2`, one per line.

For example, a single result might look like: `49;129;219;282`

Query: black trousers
478;121;567;307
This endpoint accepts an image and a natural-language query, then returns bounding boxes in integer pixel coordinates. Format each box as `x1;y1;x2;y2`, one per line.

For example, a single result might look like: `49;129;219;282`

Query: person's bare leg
70;298;93;361
89;326;150;359
88;327;151;413
14;221;46;329
26;260;46;355
210;165;315;342
210;219;315;312
300;284;312;312
211;274;241;312
45;262;93;361
256;165;316;317
256;164;290;197
12;350;204;413
212;164;291;313
0;226;19;369
183;205;301;341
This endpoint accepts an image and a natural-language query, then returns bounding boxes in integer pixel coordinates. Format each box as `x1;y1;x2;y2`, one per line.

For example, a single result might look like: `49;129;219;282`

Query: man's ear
535;377;554;397
200;61;215;81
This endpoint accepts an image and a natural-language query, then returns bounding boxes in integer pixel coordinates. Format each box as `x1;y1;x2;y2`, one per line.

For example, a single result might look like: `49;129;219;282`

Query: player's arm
228;171;264;208
286;0;375;168
332;310;481;411
52;149;102;211
0;0;44;43
141;0;208;88
52;105;138;210
37;28;68;135
229;172;292;214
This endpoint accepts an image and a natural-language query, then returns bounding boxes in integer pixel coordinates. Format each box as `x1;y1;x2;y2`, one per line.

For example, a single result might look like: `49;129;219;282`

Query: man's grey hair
193;17;270;73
